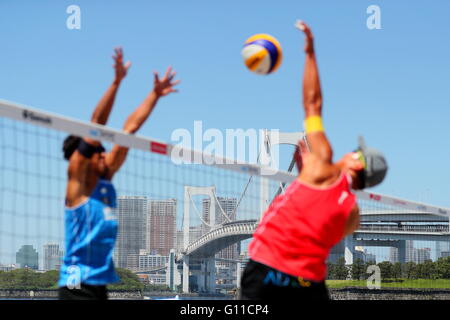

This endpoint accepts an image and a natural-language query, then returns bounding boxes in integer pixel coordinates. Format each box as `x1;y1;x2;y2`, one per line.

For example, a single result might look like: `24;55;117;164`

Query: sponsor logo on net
369;193;381;201
240;165;260;175
22;110;52;125
89;128;115;141
150;141;168;155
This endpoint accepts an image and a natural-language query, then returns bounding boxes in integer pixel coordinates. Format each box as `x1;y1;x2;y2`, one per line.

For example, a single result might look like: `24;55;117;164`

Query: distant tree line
0;269;59;290
0;268;147;291
327;256;450;280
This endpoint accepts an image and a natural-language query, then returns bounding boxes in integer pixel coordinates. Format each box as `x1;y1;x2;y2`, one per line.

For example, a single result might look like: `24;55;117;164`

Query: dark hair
356;168;366;189
62;135;82;160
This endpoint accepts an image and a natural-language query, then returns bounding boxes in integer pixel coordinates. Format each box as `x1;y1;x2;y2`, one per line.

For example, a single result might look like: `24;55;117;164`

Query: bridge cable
187;189;214;228
211;188;233;224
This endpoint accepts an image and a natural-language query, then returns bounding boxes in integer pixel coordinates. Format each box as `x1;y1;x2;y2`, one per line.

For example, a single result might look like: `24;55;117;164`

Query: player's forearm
302;47;332;163
90;81;121;125
302;51;322;117
123;90;159;134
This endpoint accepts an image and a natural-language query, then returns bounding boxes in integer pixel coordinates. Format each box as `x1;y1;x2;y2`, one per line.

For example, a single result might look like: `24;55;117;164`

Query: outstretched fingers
153;67;180;96
163;66;172;81
168;70;177;82
295;20;313;39
113;47;123;62
153;71;160;82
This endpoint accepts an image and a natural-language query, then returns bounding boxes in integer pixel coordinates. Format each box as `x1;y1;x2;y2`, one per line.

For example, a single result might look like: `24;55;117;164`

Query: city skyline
3;216;449;268
4;236;449;274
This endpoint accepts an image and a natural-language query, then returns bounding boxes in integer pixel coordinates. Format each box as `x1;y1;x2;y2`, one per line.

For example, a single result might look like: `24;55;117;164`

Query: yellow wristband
304;116;324;134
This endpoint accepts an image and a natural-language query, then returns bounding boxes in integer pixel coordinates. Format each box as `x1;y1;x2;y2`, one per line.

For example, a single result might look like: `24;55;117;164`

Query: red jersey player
240;21;388;300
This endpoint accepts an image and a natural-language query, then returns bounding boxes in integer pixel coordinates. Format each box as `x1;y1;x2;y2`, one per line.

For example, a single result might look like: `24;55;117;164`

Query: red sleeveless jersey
248;173;356;281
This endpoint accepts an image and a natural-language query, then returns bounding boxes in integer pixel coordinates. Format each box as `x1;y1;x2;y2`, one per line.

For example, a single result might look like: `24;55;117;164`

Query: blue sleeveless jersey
58;180;120;287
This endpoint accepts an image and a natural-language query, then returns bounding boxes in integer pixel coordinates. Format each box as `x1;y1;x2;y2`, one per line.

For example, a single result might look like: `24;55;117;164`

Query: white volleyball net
0;99;449;296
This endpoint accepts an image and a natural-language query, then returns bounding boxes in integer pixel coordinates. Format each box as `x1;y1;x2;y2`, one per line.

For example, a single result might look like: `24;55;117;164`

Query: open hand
113;47;131;83
153;66;180;97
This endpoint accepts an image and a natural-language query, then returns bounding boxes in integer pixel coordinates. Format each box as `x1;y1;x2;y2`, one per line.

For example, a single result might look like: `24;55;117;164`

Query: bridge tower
259;130;306;221
182;186;218;293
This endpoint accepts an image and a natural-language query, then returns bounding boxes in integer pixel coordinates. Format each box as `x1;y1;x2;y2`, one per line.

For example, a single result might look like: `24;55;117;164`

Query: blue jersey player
59;48;179;300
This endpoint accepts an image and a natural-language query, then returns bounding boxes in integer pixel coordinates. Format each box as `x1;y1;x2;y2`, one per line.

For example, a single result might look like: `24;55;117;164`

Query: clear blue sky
1;0;449;206
1;1;450;263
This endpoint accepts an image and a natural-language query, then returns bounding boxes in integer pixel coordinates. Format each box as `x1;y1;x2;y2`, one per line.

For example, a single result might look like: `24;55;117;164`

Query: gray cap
356;136;388;188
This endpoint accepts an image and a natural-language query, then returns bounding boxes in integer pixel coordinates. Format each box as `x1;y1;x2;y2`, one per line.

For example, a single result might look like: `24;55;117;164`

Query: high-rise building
389;247;399;264
16;245;39;270
437;241;450;259
416;248;431;264
202;197;238;267
114;196;148;269
406;240;415;263
43;243;63;271
176;230;184;253
202;197;238;227
147;199;177;256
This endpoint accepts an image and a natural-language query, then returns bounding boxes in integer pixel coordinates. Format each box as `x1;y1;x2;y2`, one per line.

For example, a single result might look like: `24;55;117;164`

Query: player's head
62;135;107;176
63;135;82;160
340;136;388;190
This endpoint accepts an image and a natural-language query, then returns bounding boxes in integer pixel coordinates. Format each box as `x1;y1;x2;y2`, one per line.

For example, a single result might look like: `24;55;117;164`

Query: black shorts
240;259;329;300
58;284;108;300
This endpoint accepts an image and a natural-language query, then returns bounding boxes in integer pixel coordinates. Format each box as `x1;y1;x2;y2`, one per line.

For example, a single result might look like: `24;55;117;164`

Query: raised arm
104;67;180;176
84;47;131;148
65;48;130;206
296;21;332;163
90;47;131;125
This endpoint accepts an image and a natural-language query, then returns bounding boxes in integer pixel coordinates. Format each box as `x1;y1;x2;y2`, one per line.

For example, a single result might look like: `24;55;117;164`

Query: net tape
1;98;449;218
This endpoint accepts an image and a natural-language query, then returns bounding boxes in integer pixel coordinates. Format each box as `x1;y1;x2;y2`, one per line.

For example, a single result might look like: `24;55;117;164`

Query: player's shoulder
298;156;341;187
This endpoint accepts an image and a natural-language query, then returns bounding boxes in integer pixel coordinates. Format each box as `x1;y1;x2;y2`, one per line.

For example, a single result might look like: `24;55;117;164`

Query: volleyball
241;34;282;75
